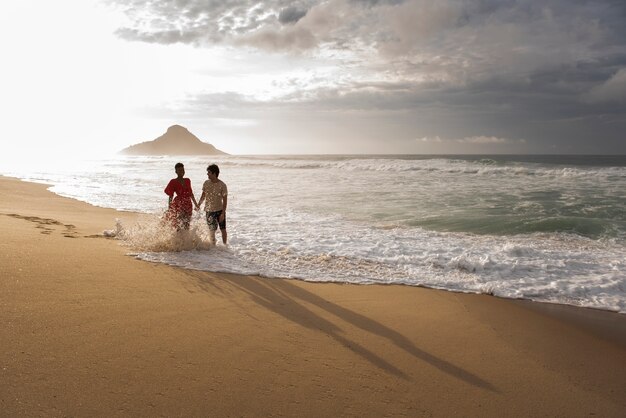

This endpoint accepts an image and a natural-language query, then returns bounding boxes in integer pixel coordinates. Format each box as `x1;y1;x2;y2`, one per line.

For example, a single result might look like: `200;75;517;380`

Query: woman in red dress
164;162;199;230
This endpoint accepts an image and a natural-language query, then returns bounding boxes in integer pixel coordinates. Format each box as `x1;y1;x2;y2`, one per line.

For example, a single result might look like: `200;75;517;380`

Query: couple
164;162;228;245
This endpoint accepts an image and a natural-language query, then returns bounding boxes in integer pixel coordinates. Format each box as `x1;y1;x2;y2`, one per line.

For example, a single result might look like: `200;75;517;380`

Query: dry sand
1;175;625;417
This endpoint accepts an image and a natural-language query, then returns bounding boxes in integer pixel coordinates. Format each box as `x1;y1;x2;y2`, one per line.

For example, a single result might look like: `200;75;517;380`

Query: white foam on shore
113;210;626;314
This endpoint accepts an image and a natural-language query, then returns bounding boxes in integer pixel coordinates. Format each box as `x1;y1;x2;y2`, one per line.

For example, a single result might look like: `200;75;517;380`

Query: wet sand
1;175;625;417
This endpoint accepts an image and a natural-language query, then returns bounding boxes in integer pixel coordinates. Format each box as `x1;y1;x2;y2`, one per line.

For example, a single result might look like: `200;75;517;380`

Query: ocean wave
411;215;626;240
213;157;626;179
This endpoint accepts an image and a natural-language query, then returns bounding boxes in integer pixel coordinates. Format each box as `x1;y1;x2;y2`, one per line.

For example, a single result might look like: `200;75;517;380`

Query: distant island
119;125;228;155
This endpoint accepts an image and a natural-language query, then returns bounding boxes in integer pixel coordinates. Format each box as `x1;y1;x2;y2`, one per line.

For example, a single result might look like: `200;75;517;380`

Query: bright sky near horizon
1;0;625;157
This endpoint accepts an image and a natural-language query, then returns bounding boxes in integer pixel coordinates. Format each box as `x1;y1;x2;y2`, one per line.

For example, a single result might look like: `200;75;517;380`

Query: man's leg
218;211;227;244
206;212;217;245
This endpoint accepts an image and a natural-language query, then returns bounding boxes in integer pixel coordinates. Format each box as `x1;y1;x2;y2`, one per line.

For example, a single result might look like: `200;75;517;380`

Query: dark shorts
206;210;226;231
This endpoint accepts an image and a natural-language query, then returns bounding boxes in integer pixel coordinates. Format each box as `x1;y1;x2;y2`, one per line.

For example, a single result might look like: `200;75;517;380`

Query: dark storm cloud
176;56;626;152
278;7;308;24
108;0;626;78
108;0;626;152
350;0;406;6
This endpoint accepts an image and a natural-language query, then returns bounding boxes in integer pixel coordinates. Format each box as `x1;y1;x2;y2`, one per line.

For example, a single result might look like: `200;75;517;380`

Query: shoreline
6;174;625;317
1;175;625;416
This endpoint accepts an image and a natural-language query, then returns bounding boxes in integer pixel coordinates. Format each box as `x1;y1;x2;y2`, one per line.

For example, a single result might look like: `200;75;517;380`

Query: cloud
235;25;317;52
417;136;524;145
278;6;308;24
417;136;442;143
108;0;626;82
457;136;525;144
105;0;626;152
377;0;463;57
108;0;322;49
585;68;626;104
210;118;258;127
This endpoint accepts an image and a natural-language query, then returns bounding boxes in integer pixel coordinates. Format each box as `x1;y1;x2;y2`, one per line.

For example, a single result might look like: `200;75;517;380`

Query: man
197;164;228;244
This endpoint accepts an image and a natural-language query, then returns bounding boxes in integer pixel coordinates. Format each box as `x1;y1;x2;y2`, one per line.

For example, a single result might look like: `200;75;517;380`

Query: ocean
3;154;625;313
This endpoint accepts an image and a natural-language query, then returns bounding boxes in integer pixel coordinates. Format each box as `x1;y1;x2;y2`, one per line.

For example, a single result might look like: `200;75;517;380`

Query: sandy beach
1;175;625;417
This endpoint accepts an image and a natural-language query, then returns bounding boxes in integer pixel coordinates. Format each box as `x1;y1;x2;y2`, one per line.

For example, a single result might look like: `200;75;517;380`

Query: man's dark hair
175;162;184;169
207;164;220;177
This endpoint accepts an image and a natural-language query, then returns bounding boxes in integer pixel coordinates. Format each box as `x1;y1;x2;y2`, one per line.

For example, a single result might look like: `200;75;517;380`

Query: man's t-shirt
202;179;228;212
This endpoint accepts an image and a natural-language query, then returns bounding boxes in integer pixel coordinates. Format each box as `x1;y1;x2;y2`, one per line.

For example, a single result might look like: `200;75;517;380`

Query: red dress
164;178;194;229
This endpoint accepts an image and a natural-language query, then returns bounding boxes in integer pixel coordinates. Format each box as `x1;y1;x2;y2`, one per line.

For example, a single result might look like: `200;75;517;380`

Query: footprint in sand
3;213;81;238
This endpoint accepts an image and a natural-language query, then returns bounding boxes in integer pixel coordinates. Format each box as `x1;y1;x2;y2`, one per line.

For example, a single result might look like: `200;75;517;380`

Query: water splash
105;214;215;252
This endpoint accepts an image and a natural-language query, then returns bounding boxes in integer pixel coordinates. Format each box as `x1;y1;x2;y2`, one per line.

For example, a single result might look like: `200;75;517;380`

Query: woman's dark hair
175;162;184;169
207;164;220;177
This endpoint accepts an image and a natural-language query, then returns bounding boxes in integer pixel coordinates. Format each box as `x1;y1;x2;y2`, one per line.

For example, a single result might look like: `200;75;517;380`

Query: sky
1;0;625;156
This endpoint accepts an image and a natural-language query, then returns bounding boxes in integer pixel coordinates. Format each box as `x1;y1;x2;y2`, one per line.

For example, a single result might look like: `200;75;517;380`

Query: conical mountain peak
120;125;227;156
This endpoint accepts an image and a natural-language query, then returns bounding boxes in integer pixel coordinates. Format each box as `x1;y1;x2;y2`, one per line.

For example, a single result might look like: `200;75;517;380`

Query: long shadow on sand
187;272;497;391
